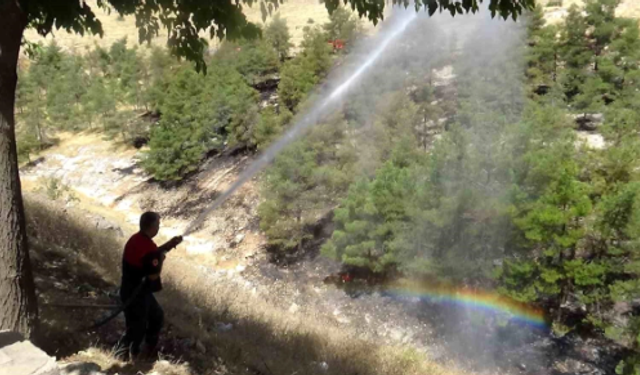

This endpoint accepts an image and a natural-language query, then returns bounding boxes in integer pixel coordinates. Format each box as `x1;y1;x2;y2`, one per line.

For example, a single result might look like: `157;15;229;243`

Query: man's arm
157;236;183;254
146;236;182;287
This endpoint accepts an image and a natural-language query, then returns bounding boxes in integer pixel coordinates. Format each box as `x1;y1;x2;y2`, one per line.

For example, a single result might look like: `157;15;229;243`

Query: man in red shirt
115;211;182;361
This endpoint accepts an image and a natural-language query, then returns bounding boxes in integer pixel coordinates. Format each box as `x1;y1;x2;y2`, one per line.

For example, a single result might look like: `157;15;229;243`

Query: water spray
183;11;418;236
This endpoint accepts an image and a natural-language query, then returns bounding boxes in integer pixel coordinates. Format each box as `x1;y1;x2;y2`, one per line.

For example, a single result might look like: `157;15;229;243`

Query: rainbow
384;280;548;329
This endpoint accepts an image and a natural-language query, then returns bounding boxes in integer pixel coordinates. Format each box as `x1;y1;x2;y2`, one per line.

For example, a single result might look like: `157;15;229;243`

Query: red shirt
121;232;164;294
123;232;158;267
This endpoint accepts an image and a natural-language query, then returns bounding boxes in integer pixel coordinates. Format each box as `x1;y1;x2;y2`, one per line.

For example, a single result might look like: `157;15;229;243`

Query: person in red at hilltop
115;212;182;361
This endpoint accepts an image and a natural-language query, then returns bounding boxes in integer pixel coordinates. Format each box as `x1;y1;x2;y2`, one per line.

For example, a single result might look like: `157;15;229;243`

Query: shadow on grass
25;194;457;375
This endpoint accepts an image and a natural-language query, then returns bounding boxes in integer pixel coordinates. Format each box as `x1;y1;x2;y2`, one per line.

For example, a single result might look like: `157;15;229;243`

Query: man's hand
159;236;183;254
169;236;183;248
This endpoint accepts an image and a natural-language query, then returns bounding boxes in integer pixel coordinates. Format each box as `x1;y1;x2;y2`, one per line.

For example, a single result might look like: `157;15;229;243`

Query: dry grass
21;0;351;54
24;193;473;375
539;0;640;21
63;348;193;375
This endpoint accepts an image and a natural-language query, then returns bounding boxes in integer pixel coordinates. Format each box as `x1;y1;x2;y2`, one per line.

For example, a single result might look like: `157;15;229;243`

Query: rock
230;233;245;248
614;301;632;315
518;363;527;371
576;132;605;149
59;362;104;375
195;340;207;354
215;322;233;332
534;84;551;96
389;328;405;342
132;137;148;149
364;313;372;324
86;215;123;237
560;293;587;315
0;331;59;375
180;338;194;351
317;361;329;371
553;358;606;375
0;331;23;348
572;113;604;131
288;303;300;314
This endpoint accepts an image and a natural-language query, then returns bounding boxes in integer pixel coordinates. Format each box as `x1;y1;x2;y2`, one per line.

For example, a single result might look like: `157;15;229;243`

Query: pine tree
299;25;333;76
144;47;176;111
142;120;208;181
217;38;279;85
322;161;413;273
143;63;260;180
108;38;146;108
16;72;48;148
278;59;319;111
264;14;293;62
83;76;117;130
259;117;355;252
585;0;622;70
252;106;292;149
322;6;361;47
527;25;560;90
559;5;592;101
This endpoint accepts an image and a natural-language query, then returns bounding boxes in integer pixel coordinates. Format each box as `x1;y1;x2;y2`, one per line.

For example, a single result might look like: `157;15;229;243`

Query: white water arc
183;11;418;236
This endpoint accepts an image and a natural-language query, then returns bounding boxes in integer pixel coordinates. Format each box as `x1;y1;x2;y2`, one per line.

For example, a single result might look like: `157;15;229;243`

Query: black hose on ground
82;280;146;331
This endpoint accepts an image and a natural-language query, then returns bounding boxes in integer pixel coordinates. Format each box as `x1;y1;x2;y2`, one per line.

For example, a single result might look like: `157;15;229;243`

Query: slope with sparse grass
539;0;640;23
21;0;354;54
26;193;473;375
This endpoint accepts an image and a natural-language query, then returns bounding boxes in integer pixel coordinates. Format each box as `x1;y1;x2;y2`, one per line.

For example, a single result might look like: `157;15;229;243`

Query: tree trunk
0;0;38;338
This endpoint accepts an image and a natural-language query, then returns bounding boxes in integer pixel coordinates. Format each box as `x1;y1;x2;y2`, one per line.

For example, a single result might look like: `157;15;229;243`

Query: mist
186;6;534;371
185;4;525;235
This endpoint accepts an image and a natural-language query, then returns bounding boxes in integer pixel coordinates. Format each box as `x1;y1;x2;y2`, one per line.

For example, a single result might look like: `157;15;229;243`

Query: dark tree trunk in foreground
0;0;38;338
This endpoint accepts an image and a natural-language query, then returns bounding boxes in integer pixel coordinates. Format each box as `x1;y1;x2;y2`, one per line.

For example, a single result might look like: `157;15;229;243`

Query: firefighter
115;211;182;361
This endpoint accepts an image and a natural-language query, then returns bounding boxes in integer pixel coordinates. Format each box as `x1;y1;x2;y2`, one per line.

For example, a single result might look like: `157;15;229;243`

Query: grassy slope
21;0;640;56
539;0;640;20
25;193;473;375
21;0;335;53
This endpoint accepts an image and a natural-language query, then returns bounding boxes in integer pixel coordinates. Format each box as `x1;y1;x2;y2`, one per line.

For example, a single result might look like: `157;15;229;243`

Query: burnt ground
243;243;626;375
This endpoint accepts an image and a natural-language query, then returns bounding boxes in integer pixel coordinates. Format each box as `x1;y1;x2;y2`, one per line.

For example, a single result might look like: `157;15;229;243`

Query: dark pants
118;288;164;356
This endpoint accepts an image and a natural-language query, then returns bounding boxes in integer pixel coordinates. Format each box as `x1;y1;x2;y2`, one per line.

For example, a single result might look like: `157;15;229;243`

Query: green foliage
322;7;361;46
494;6;640;371
558;5;592;100
278;60;319;111
264;14;293;62
298;26;334;76
141;120;208;181
322;0;534;22
217;38;280;84
37;177;78;202
259;117;356;252
277;23;333;111
16;129;41;164
322;161;413;272
107;38;147;107
252;106;293;150
142;64;260;180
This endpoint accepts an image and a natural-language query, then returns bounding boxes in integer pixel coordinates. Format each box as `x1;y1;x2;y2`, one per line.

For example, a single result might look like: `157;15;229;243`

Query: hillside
540;0;640;22
15;1;640;375
21;0;359;53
